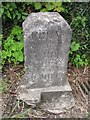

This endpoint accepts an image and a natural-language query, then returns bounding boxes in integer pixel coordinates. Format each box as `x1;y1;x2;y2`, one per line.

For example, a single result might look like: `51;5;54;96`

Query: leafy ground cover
1;2;90;68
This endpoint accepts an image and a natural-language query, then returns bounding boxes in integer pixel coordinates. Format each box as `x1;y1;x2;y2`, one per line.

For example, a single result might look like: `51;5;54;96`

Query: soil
2;63;90;118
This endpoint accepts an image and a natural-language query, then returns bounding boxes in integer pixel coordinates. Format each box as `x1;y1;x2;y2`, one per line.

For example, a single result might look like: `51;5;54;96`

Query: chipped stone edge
17;84;74;105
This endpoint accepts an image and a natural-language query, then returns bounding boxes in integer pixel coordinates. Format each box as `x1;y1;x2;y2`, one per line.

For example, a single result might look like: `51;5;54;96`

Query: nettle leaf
10;42;23;51
2;25;24;65
12;51;18;59
1;50;7;59
12;51;24;62
17;51;24;62
11;26;22;35
71;42;80;51
7;50;11;57
10;43;17;51
11;58;17;64
16;42;24;50
4;37;14;49
34;3;42;10
16;34;23;41
45;3;54;11
75;54;81;60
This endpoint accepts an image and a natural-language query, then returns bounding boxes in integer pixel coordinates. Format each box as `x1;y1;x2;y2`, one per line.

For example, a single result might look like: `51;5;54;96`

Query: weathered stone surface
18;12;75;112
41;91;74;114
24;12;71;87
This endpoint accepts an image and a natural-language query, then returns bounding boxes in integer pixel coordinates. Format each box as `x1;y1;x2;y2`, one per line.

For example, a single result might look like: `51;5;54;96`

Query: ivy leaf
0;6;4;17
11;3;17;9
76;16;81;20
13;13;16;19
34;3;42;10
6;3;10;8
45;3;54;11
40;8;48;12
81;21;85;27
0;41;2;46
22;12;28;16
7;11;12;19
9;7;13;11
71;42;80;51
54;7;65;12
17;12;21;20
22;15;26;20
82;54;86;59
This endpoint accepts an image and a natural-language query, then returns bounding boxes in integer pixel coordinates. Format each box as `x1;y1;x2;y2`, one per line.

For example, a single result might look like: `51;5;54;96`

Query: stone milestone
18;12;75;113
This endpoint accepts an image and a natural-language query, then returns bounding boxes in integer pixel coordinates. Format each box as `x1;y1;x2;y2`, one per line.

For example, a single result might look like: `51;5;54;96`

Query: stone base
17;84;75;113
40;91;75;114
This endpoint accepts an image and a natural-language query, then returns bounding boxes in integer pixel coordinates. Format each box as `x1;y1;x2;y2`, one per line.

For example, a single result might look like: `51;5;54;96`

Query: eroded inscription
25;25;64;88
24;13;72;89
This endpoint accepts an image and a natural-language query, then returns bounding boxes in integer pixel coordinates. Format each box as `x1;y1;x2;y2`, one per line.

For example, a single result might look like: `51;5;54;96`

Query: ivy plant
1;2;28;24
69;41;88;67
33;2;65;12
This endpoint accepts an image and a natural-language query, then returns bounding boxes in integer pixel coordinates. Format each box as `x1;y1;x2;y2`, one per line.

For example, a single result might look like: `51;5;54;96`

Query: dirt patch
2;64;89;118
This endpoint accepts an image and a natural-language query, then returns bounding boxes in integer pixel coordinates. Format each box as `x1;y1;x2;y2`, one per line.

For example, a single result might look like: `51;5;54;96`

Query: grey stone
18;12;75;112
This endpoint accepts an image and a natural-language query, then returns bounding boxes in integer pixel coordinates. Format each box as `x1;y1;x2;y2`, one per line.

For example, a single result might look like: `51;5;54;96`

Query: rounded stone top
23;12;71;32
23;12;72;42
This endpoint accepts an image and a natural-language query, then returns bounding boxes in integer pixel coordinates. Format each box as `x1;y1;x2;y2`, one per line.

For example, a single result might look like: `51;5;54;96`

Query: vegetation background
0;2;90;68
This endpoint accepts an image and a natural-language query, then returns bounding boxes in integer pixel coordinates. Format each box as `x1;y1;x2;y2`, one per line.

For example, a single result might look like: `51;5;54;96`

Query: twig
8;101;19;118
